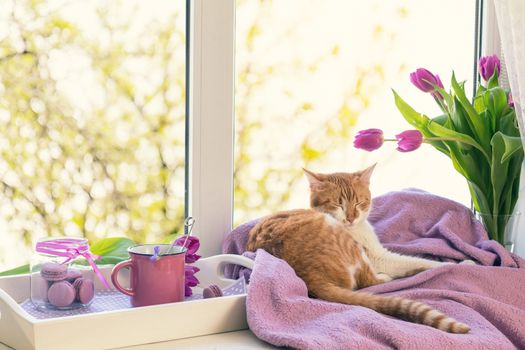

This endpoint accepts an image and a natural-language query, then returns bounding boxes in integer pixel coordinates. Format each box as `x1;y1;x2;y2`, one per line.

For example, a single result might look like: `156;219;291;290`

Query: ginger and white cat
246;165;470;333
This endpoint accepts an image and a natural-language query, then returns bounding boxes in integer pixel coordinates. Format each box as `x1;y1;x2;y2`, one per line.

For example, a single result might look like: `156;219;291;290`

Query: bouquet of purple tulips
354;55;523;246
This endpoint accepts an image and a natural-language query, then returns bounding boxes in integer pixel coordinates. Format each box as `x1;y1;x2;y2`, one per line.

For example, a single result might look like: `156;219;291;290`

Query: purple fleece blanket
222;189;525;349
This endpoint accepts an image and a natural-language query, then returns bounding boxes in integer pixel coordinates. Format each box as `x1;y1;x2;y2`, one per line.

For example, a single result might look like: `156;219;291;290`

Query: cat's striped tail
312;284;470;333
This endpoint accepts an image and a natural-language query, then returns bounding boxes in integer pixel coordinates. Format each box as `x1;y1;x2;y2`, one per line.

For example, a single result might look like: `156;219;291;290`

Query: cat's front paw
376;273;393;283
459;259;476;265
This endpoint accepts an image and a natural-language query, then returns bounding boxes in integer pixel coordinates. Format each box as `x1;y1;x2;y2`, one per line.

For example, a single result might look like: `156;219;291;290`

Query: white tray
0;254;254;350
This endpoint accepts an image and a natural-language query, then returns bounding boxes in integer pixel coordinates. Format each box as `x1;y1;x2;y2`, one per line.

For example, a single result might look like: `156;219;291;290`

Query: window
0;0;186;270
0;0;488;267
233;0;476;224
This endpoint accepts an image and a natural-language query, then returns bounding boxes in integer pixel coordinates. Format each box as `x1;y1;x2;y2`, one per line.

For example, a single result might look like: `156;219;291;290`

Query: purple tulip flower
479;55;501;81
410;68;444;98
508;92;514;108
175;235;201;263
395;130;423;152
173;236;201;296
353;128;384;151
184;265;200;297
175;235;200;255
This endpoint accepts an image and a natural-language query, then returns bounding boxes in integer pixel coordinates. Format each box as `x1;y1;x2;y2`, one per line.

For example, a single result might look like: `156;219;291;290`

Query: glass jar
475;211;522;253
30;237;96;310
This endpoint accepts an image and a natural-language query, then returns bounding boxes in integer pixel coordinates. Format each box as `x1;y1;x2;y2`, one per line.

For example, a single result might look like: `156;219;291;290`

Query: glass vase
475;211;522;253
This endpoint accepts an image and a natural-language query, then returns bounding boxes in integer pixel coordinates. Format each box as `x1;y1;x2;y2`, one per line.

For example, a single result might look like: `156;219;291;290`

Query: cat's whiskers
352;209;368;225
331;206;347;222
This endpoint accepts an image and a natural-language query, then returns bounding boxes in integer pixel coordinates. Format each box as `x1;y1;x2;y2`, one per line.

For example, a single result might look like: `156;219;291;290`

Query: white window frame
188;0;235;257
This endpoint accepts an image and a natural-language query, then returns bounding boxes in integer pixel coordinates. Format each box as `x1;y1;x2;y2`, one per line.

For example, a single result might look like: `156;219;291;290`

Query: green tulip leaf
392;90;431;131
498;133;524;163
440;137;488;193
483;87;508;126
473;84;488;117
499;110;520;136
487;69;500;89
451;73;491;151
491;132;512;215
488;132;523;241
0;264;30;277
467;181;491;218
473;95;485;114
90;237;136;266
432;85;453;111
510;165;522;213
432;114;448;125
450;97;475;142
428;115;451;155
499;155;522;216
490;132;524;208
427;120;490;162
474;84;487;99
90;237;135;259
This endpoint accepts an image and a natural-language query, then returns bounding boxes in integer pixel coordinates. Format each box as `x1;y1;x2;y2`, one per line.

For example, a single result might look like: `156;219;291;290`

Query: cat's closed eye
356;200;368;209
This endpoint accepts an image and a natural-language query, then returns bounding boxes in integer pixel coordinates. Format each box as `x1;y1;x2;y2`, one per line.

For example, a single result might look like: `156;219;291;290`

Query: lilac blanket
222;189;525;349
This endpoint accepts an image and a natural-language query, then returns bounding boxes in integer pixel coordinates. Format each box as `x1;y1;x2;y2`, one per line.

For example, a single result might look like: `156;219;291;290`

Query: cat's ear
359;163;376;184
303;168;324;191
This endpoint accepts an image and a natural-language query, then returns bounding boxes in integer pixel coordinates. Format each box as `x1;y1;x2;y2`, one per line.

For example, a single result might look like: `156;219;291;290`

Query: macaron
203;284;223;299
73;278;95;304
65;269;82;283
32;275;50;302
40;262;67;282
47;281;76;307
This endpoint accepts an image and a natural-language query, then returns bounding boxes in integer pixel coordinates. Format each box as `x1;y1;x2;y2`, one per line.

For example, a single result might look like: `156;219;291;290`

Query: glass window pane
234;0;475;224
0;0;186;270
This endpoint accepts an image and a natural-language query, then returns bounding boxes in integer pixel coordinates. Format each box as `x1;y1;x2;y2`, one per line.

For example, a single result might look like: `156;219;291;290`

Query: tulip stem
434;96;449;115
383;136;489;161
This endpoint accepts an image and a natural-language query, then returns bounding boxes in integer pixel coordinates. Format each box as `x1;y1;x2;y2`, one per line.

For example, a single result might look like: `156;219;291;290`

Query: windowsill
0;330;276;350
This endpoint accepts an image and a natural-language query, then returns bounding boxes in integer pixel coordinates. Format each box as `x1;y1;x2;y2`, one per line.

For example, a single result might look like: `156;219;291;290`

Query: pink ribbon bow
36;238;111;289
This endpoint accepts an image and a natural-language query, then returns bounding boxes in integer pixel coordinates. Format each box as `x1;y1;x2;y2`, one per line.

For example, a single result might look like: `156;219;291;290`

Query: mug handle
111;260;135;297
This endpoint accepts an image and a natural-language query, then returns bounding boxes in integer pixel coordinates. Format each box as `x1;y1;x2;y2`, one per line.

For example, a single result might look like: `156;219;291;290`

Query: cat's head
303;164;375;225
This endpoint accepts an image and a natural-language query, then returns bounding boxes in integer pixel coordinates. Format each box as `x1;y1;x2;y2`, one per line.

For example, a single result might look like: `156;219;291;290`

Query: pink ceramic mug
111;244;187;307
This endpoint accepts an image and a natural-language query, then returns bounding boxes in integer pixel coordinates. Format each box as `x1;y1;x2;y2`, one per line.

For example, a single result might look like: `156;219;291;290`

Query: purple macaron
32;276;50;302
40;262;67;282
203;284;223;299
65;269;82;283
73;278;95;304
47;281;76;307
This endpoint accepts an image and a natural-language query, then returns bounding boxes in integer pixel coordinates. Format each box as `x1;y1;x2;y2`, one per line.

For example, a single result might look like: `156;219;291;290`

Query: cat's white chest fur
346;219;384;254
323;213;341;227
322;209;383;254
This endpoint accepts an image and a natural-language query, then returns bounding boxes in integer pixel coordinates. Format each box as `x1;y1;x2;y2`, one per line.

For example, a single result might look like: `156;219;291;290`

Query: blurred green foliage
0;0;186;268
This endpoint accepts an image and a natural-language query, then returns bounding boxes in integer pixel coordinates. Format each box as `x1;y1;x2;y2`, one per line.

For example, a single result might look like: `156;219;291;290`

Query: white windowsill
0;330;276;350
